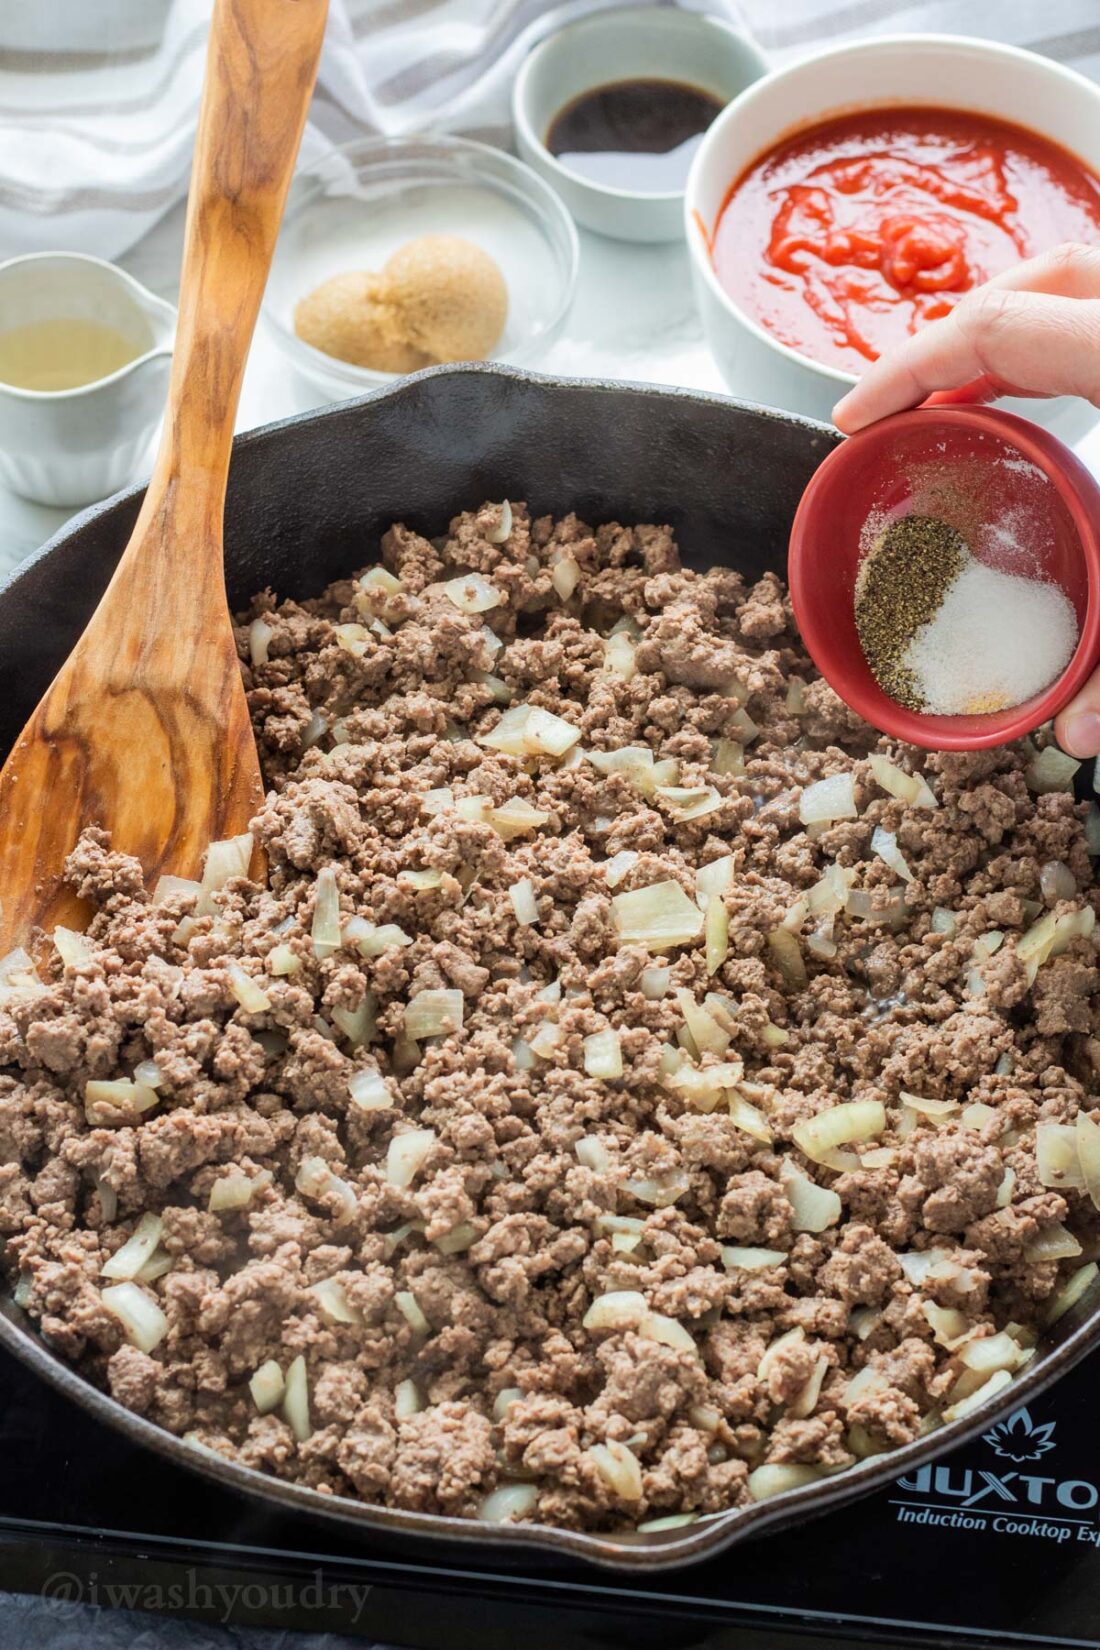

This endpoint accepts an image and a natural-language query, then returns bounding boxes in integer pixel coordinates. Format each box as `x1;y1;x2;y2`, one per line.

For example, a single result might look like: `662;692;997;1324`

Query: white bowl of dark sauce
512;6;768;243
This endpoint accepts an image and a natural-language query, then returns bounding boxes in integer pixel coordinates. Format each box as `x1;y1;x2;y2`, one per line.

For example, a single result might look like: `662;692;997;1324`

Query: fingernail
1060;710;1100;757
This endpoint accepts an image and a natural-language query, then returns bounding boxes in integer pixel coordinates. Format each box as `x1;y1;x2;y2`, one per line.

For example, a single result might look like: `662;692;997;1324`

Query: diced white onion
399;866;447;891
52;926;93;967
421;787;455;817
132;1059;164;1089
604;630;636;679
267;943;301;976
476;1482;538;1523
84;1078;159;1124
294;1155;358;1219
923;1302;972;1350
443;572;502;613
959;1332;1024;1374
1024;1221;1083;1263
639;1312;696;1354
705;900;729;977
656;784;722;822
333;622;370;657
198;834;253;916
1040;860;1077;903
611;880;704;950
551;554;580;600
1086;803;1100;856
641;967;670;1000
101;1213;164;1281
1042;1260;1098;1326
310;1277;362;1326
636;1512;699;1532
310;867;342;959
478;703;581;758
583;1029;623;1079
583;1290;648;1331
722;1246;786;1271
349;1067;392;1111
604;851;639;889
1036;1123;1085;1190
209;1170;267;1212
248;616;274;667
395;1290;430;1333
799;773;857;826
900;1092;957;1119
227;961;271;1014
625;1170;690;1207
302;709;329;749
486;499;513;544
767;927;807;988
486;799;550;840
1027;746;1080;794
942;1367;1014;1424
696;855;734;912
871;826;914;883
153;875;202;907
588;1441;643;1501
575;1136;610;1173
931;908;957;937
728;1091;773;1144
250;1360;285;1414
711;738;744;776
343;917;413;957
529;1022;562;1059
329;994;374;1048
386;1128;436;1188
282;1355;311;1441
793;1100;885;1165
1076;1112;1100;1211
868;754;937;808
403;988;463;1039
508;878;540;926
784;1171;842;1233
747;1464;821;1502
101;1281;168;1353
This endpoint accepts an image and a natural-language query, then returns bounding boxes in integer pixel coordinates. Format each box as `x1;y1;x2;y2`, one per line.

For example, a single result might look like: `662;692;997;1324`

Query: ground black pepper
855;515;969;710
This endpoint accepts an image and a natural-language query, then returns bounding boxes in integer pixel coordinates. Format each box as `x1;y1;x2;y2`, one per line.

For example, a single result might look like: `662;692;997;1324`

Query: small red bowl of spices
788;404;1100;751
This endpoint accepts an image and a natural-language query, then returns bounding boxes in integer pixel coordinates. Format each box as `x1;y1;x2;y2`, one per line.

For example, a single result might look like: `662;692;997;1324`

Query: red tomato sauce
712;107;1100;373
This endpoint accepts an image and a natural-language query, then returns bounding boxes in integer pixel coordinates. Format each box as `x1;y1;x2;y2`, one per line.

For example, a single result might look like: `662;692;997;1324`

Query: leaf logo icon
983;1407;1057;1463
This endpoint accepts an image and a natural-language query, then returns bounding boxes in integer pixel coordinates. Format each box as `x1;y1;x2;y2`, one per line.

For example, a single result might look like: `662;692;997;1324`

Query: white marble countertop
2;199;1098;575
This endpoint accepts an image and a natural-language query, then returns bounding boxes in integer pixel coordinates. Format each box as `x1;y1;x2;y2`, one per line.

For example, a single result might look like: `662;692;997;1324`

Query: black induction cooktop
1;1337;1098;1649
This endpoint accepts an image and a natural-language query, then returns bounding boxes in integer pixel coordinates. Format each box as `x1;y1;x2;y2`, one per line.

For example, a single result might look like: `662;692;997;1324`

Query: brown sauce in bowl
546;78;723;194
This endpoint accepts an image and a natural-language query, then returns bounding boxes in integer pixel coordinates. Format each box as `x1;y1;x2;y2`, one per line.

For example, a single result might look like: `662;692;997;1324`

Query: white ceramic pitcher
0;252;176;507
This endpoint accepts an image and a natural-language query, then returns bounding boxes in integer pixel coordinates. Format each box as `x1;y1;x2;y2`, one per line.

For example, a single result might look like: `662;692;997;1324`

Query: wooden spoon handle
146;0;328;528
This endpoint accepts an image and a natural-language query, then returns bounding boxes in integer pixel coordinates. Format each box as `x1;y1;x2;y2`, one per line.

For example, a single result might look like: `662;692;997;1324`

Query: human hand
831;243;1100;757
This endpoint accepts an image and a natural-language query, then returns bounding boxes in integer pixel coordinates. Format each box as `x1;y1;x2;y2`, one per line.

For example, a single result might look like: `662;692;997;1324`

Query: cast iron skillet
1;364;1097;1572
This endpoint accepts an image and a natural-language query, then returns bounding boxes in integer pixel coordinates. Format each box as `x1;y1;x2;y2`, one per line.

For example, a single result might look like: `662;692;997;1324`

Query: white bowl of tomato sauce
685;35;1100;441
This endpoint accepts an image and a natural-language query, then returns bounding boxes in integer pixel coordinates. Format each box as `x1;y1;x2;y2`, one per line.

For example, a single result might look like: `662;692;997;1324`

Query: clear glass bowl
263;135;579;401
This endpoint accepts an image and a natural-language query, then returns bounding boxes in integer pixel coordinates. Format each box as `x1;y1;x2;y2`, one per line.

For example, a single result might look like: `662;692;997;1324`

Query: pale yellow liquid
0;318;144;391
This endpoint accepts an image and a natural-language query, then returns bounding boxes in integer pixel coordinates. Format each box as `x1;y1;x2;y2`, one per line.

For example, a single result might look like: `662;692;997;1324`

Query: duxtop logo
982;1407;1058;1465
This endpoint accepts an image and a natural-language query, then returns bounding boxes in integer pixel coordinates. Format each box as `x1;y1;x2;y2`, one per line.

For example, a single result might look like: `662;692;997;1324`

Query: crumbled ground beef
2;503;1098;1532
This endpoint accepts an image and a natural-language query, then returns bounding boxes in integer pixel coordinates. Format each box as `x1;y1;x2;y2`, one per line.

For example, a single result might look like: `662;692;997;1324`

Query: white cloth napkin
3;0;1100;265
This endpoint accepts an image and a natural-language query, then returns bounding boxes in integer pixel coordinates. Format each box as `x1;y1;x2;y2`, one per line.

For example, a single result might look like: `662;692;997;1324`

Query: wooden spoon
0;0;329;954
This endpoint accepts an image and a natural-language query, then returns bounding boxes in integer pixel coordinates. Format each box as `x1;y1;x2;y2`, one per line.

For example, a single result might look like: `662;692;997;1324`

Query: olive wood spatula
0;0;329;954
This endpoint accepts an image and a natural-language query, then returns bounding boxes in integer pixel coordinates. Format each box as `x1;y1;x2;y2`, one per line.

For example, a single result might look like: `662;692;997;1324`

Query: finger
979;241;1100;300
923;374;1044;408
833;290;1100;431
1055;672;1100;759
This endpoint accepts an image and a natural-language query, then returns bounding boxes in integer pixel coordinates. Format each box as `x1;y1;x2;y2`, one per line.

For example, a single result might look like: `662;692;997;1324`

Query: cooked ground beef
2;501;1098;1532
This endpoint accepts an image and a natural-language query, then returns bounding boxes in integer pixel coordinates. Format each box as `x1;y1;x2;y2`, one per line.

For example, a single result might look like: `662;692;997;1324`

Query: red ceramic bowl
788;405;1100;751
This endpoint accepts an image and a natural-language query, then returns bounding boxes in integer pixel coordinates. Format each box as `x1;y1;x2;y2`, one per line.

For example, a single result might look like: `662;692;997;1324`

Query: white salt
902;559;1078;715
